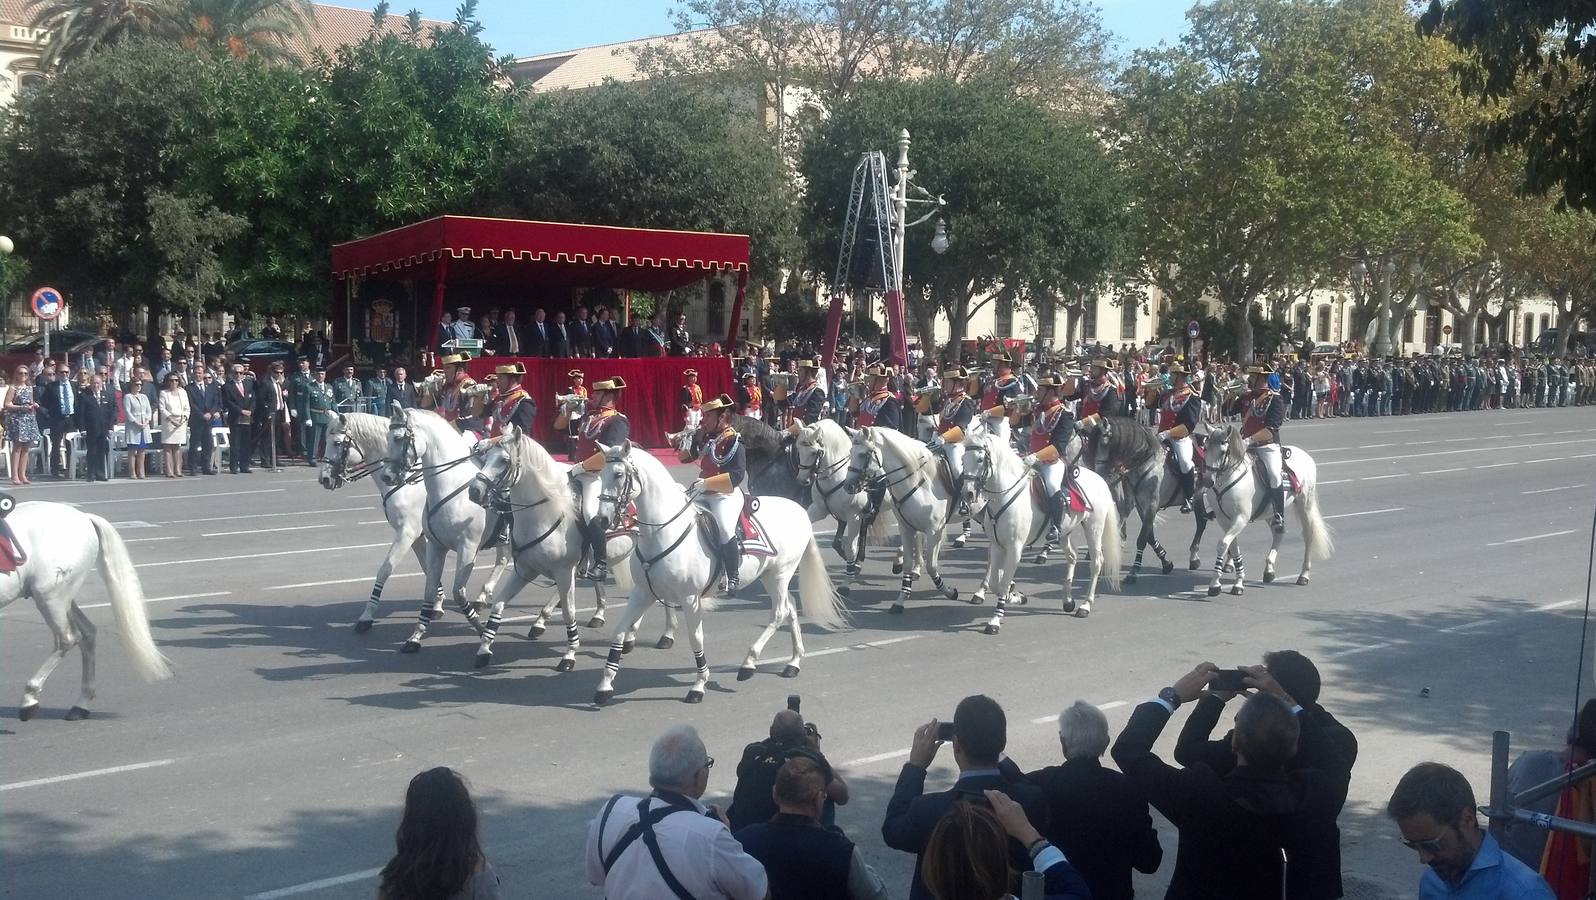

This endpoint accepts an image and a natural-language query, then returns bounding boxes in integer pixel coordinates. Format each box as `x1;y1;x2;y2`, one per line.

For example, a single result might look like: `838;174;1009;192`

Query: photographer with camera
1173;650;1357;899
882;695;1052;900
735;756;888;900
1112;663;1352;899
728;699;849;833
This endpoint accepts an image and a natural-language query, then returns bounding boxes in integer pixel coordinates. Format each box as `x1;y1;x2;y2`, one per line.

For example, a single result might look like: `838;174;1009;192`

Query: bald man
728;708;850;832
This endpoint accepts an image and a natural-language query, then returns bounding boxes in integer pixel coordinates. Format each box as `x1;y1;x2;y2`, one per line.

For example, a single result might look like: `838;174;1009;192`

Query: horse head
468;427;519;508
957;432;993;517
384;407;419;480
794;423;827;488
595;440;636;527
319;414;357;490
844;426;880;494
1203;425;1243;475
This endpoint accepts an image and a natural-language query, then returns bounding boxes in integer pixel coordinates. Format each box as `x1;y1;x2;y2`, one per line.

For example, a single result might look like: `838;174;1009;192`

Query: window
1119;298;1138;340
994;294;1014;338
17;72;44;100
1082;296;1097;340
1036;295;1055;341
1317;305;1332;342
1401;310;1414;343
1541;314;1552;336
1521;313;1532;345
1295;304;1311;335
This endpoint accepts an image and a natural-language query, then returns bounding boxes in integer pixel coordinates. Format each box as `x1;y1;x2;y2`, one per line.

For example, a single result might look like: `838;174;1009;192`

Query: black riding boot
1271;486;1287;530
1048;489;1067;541
586;516;609;581
722;537;742;598
1178;470;1195;513
483;503;510;549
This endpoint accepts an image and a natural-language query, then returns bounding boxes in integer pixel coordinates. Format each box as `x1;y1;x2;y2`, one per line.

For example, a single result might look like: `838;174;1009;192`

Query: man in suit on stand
255;363;288;470
550;311;571;358
384;366;418;410
569;305;593;357
527;308;551;357
187;367;222;475
494;310;524;356
76;374;116;481
592;306;618;358
223;363;256;473
618;314;643;357
39;366;76;478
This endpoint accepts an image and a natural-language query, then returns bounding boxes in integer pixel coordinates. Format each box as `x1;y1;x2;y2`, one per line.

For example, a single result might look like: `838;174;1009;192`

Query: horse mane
336;412;392;460
1104;419;1161;467
511;431;575;517
404;407;471;454
871;423;932;465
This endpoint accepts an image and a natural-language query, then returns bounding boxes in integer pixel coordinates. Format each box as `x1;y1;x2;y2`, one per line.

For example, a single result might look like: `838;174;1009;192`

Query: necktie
508;327;518;354
63;383;74;417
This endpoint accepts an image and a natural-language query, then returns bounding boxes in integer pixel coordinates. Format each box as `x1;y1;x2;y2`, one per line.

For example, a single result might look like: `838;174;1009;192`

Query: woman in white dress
158;373;191;478
122;376;154;479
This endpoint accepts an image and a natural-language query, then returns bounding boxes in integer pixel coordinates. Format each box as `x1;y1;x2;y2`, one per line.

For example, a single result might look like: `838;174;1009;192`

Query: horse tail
1099;501;1124;591
1301;487;1335;562
89;514;173;682
798;534;850;631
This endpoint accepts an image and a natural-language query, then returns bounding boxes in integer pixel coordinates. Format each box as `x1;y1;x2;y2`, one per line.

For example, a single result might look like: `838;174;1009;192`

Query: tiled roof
0;0;27;26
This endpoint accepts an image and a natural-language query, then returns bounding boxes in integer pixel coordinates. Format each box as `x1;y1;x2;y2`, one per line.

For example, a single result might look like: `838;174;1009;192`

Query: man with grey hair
1000;700;1163;900
585;724;769;900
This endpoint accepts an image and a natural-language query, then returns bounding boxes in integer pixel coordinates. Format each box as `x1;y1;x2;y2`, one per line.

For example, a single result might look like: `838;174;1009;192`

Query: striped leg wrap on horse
1151;540;1170;563
605;643;624;673
566;624;580;647
482;613;501;641
369;584;383;604
693;651;708;675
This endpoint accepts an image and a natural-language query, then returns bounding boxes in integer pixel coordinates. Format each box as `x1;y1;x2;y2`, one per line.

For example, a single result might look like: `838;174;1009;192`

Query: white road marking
124;536;179;544
1358;474;1402;481
270;573;420;591
135;542;390;569
841;748;911;767
202;524;340;538
1323;507;1404;520
165;507;369;525
75;488;286;505
1522;484;1586;495
243;868;385;900
1372;428;1418;434
1537;599;1579;612
358;520;391;525
1;590;232;617
1522;458;1567;465
1487;530;1578;547
1421;467;1466;475
1319;479;1353;485
1571;453;1596;459
806;634;925;658
0;758;177;792
1359;443;1395;449
1323;642;1394;660
1473;462;1518;469
1440;619;1500;634
1323;437;1596;466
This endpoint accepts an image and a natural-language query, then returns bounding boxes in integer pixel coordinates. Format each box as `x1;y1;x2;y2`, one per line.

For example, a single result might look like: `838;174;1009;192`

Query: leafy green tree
160;0;315;63
146;189;247;332
800;77;1133;361
28;0;167;70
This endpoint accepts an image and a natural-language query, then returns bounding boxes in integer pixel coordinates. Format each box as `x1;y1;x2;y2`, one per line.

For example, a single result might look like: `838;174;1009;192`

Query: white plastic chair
212;426;229;472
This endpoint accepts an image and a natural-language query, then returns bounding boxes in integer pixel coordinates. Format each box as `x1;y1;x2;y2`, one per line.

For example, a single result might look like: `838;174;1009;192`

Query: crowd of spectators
372;648;1571;900
438;304;724;360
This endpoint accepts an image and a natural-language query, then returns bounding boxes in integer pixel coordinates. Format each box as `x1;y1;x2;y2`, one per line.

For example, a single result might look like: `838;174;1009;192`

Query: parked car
222;339;298;376
0;329;103;374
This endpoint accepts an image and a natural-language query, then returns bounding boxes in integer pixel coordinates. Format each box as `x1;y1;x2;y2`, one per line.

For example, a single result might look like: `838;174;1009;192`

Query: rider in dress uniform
1240;364;1289;529
693;394;749;598
565;369;589;456
437;353;489;439
1157;363;1203;513
1023;376;1077;541
979;353;1025;443
783;359;827;437
680;368;704;433
926;365;977;546
573;377;630;581
737;370;765;420
489;363;537;437
854;364;900;534
1072;355;1124;471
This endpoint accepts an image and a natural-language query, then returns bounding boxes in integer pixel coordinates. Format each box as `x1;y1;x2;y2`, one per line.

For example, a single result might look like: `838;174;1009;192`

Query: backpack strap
599;793;700;900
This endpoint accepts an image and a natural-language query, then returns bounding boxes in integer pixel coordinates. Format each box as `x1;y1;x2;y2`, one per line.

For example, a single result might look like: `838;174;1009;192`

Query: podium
442;338;486;359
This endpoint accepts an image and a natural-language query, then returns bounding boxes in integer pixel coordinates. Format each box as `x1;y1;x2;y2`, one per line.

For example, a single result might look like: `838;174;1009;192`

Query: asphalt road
2;407;1594;900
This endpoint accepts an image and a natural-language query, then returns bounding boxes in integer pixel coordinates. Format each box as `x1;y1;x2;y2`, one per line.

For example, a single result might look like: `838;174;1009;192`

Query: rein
798;447;852;505
602;463;718;607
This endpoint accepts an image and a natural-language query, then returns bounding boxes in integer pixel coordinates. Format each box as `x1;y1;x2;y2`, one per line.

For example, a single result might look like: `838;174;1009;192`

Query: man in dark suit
527;308;550;357
39;366;76;478
1174;650;1357;899
883;695;1049;900
187;367;222;475
568;305;593;357
1000;701;1162;900
255;364;287;469
384;366;418;410
550;311;571;358
493;310;524;356
618;317;643;358
222;363;256;473
592;306;618;358
1112;663;1353;900
642;313;669;358
77;374;117;481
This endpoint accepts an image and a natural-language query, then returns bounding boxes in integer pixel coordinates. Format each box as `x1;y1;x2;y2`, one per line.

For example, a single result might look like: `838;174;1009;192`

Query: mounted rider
783;359;827;437
980;353;1025;442
1072;354;1124;469
1240;364;1289;529
693;393;749;598
1157;363;1202;513
573;377;630;581
1023;375;1078;541
489;363;537;437
565;368;589;450
680;368;704;433
926;365;976;480
437;353;490;440
854;364;900;525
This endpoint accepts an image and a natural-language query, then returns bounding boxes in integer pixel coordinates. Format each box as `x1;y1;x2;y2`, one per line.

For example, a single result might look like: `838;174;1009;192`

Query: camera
787;694;801;713
1208;668;1250;693
937;721;956;742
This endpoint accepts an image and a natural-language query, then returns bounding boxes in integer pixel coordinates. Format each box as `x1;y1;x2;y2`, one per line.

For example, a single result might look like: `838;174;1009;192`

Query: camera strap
599;792;700;900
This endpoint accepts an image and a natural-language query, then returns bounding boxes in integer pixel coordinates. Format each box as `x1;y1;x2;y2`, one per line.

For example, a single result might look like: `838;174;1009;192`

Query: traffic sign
1187;320;1201;339
1442;324;1453;336
29;287;62;321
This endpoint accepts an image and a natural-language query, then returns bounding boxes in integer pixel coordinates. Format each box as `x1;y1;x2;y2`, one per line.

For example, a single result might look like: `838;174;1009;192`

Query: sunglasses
1401;833;1445;854
705;756;715;770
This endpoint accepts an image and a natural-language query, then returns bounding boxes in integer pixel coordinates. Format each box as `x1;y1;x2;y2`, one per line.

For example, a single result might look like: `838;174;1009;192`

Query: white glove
1157;430;1171;442
926;434;947;449
290;410;298;419
689;478;705;493
1021;453;1038;469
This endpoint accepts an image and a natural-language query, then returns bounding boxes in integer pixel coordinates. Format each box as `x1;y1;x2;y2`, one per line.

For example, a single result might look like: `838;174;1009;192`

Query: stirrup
1179;498;1192;513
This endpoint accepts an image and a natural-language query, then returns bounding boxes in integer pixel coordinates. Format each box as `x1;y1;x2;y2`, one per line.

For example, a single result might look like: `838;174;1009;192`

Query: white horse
1201;425;1334;596
320;412;514;634
844;425;962;614
382;406;499;654
794;419;899;584
1;501;172;720
466;427;677;671
958;429;1122;629
591;441;848;705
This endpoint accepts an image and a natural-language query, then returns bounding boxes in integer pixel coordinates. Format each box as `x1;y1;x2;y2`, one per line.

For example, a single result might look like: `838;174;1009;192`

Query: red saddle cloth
605;502;639;539
738;506;778;558
1029;476;1090;514
0;521;26;573
1251;458;1303;494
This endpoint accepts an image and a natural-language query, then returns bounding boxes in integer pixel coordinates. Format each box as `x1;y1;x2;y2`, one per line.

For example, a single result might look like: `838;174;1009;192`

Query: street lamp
931;219;950;255
887;129;948;366
0;236;12;345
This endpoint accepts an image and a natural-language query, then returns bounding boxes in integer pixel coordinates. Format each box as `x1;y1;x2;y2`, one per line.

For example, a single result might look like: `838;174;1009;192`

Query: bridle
599;456;713;607
323;433;381;489
387;418;477;488
962;440;1028;523
846;434;928;504
796;438;851;502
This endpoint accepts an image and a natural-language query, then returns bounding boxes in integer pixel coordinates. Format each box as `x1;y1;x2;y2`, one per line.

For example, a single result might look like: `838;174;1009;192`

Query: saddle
605;502;640;540
0;515;25;574
1164;443;1206;482
1251;455;1303;495
1029;474;1090;514
698;503;777;558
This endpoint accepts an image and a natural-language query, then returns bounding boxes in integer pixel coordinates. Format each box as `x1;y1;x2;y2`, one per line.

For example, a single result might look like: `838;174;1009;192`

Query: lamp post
886;129;948;367
0;235;13;345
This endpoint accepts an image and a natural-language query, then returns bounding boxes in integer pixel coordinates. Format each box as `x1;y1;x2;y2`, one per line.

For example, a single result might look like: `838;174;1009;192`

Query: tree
1502;201;1596;356
28;0;167;70
146;189;247;331
160;0;316;63
800;77;1134;361
1420;0;1596;214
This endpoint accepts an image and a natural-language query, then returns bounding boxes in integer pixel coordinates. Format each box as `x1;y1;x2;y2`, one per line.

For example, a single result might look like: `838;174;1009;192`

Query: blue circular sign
1186;319;1201;339
30;287;62;321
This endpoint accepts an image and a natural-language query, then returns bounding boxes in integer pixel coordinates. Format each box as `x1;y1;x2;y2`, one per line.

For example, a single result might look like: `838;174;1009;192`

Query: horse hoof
948;589;960;603
1061;597;1077;614
1033;554;1048;565
401;640;421;654
585;616;605;629
528;624;546;640
65;706;90;721
1162;560;1175;575
1263;571;1276;584
844;564;861;577
685;690;704;704
18;703;37;722
1296;575;1309;586
969;594;984;606
892;563;904;575
1231;585;1245;596
1125;572;1138;585
982;623;999;635
474;652;491;669
1013;593;1028;606
889;603;905;614
655;636;675;650
780;665;800;678
353;619;373;634
1207;586;1221;597
952;537;967;549
1189;560;1200;571
555;658;575;673
621;639;636;655
1074;604;1092;619
736;666;755;682
594;690;613;706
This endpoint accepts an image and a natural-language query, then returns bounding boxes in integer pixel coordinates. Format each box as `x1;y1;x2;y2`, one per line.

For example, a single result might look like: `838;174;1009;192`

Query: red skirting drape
465;356;732;448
